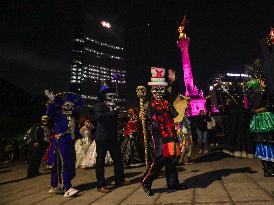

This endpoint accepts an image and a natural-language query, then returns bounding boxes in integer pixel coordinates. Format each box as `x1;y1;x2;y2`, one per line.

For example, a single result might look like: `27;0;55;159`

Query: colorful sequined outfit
141;99;180;189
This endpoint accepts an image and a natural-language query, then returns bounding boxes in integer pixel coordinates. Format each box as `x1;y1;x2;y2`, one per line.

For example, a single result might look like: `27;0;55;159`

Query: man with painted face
94;86;129;193
45;90;83;197
141;67;184;196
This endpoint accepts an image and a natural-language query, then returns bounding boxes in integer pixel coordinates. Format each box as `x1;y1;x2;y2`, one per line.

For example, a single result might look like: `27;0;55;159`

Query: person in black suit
94;87;129;193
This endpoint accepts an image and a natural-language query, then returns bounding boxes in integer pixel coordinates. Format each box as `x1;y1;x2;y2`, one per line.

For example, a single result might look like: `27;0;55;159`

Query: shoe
198;150;202;154
204;150;208;154
63;187;79;197
97;186;111;193
49;187;64;194
234;151;241;158
168;184;188;190
210;144;214;147
241;151;247;158
143;186;154;196
247;154;254;159
115;180;130;187
26;175;35;179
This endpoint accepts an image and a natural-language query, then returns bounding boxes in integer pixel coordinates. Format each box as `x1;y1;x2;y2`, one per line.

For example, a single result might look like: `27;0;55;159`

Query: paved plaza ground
0;151;274;205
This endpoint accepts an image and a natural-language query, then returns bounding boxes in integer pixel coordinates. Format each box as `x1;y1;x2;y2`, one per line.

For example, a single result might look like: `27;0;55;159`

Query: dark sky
1;0;273;105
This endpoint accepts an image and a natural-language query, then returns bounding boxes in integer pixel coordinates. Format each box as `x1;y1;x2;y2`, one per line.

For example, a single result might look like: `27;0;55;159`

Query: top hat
148;67;168;86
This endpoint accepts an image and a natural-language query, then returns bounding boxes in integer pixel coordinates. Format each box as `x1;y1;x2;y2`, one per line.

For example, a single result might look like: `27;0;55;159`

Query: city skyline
0;0;273;106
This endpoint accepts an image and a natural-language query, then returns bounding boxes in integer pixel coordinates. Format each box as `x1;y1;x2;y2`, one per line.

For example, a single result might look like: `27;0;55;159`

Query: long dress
176;116;193;164
81;141;113;168
75;128;92;168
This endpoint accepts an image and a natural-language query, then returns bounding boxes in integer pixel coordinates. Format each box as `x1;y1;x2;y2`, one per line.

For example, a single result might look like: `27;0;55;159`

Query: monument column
177;16;206;116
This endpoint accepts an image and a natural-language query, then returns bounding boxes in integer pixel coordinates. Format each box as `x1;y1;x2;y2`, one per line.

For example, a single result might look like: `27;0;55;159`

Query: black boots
143;184;154;196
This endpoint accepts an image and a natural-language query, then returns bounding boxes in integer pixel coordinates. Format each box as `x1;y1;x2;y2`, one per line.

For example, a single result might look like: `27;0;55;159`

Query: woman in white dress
75;119;94;168
81;126;113;168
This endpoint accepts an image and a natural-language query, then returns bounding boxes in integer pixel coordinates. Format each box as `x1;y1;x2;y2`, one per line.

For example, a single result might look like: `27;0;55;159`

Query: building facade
70;13;126;107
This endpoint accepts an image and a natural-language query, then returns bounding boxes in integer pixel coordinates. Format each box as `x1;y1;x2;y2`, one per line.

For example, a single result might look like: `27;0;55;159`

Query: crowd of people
13;28;274;198
22;62;274;197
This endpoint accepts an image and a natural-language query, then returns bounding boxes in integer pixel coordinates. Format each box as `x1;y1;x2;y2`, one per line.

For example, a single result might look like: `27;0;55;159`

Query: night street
1;1;274;205
1;151;274;205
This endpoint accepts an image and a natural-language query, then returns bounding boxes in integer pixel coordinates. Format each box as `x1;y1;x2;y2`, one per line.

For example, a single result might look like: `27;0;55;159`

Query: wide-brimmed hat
54;92;83;114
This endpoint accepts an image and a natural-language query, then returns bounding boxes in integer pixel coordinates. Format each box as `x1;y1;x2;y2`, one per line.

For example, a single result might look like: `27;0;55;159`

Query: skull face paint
136;86;146;98
62;101;75;115
151;86;166;100
105;93;117;106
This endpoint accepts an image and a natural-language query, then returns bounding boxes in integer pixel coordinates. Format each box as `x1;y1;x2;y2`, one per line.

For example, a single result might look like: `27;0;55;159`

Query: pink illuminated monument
177;16;206;116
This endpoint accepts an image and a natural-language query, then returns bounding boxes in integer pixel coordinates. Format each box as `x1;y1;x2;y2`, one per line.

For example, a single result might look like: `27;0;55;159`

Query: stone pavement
0;151;274;205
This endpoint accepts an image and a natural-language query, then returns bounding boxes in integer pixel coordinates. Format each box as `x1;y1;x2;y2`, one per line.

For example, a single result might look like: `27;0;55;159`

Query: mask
151;86;165;100
62;101;74;115
41;115;49;125
136;86;146;98
105;93;117;106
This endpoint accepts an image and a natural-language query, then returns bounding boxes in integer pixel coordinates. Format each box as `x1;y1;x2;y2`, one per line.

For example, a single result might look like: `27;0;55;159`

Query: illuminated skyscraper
70;13;126;107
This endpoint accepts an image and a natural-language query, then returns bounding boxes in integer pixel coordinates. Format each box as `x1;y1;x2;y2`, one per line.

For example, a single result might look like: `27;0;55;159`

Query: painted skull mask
41;115;49;125
136;86;146;98
151;86;166;100
105;92;117;106
62;101;75;115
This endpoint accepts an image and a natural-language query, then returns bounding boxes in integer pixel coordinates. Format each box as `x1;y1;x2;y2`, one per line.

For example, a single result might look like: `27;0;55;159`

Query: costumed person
45;90;83;197
221;83;254;158
81;125;113;169
41;132;56;169
166;68;180;104
94;86;129;193
26;115;52;178
262;27;274;112
121;108;144;167
166;68;193;164
174;98;193;165
75;119;94;168
140;67;184;196
246;67;274;177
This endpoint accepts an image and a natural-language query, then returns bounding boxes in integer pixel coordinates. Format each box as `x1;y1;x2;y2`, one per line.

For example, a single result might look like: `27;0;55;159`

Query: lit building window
85;36;124;50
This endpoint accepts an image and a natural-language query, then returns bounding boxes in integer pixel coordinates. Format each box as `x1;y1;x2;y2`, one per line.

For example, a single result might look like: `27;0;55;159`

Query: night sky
1;0;273;106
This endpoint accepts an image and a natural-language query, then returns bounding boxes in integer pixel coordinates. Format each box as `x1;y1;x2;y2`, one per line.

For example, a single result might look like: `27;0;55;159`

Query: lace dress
81;141;113;168
75;128;92;168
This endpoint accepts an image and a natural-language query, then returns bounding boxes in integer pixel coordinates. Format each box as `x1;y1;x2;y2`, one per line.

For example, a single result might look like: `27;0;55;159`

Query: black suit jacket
94;102;118;142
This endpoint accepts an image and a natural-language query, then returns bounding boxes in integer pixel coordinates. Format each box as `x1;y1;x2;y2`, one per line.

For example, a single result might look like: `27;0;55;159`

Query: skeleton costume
45;91;83;197
94;86;126;191
141;67;183;196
